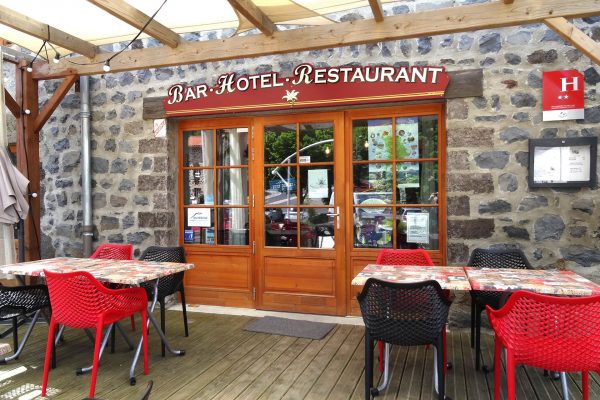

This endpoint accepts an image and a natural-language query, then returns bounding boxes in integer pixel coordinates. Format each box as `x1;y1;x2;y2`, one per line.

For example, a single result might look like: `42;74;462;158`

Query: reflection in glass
396;116;438;159
218;208;249;245
265;207;296;247
396;162;438;204
218;168;248;205
184;169;215;205
353;207;393;248
264;124;297;164
217;128;248;166
300;208;334;249
397;207;438;250
264;166;297;205
184;130;214;167
352;118;393;161
183;208;214;245
299;122;334;163
352;164;392;203
300;166;333;206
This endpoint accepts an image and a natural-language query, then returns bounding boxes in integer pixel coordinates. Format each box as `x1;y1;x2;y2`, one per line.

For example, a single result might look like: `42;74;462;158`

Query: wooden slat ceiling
0;0;596;79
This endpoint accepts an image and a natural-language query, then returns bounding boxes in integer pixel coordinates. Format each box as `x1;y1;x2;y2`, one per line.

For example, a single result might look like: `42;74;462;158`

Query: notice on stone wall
533;145;591;183
153;119;166;138
406;213;429;244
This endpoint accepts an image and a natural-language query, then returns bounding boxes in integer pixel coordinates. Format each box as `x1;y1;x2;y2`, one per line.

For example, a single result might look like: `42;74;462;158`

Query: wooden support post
15;64;40;261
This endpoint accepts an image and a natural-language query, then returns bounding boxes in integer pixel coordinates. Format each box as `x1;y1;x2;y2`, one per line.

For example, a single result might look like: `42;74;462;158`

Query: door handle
326;207;340;229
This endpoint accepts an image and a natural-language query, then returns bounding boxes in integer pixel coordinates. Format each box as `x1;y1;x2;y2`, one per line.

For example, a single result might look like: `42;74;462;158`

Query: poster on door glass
396;117;420;159
406;212;429;244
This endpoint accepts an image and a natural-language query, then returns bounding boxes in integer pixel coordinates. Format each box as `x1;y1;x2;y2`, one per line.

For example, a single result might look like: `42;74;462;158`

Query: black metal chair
468;248;532;370
0;284;50;363
358;278;451;400
139;246;188;356
82;379;153;400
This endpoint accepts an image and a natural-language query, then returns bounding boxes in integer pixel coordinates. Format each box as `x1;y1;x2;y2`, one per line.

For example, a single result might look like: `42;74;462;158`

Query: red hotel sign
163;64;450;116
542;70;584;121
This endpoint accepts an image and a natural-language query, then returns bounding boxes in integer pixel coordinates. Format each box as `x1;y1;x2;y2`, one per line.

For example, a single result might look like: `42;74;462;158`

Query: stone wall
30;2;600;279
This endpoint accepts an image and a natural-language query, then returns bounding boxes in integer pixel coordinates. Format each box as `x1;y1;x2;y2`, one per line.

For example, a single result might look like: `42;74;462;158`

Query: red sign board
163;64;450;117
542;70;584;121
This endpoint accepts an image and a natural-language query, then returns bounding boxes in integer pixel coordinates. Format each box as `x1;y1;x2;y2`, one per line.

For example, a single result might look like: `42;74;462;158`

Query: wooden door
253;112;346;315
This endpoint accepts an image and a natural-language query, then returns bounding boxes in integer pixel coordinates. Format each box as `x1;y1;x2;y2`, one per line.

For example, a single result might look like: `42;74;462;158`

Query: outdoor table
0;257;195;385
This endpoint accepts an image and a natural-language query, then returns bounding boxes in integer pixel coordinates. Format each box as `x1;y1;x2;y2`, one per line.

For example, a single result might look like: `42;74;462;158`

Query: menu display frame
528;137;597;188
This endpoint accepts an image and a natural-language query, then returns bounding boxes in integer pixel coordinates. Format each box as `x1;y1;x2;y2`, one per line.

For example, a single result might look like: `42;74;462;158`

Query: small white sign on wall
187;208;211;227
153;119;167;138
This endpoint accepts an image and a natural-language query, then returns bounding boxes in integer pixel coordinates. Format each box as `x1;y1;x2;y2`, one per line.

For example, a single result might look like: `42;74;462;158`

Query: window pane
265;207;296;247
183;208;214;245
264;166;297;206
183;130;214;167
264;124;296;164
300;208;334;249
299;122;334;163
218;208;249;245
217;128;248;166
218;168;248;205
352;118;393;161
396;162;438;204
353;164;392;204
396;116;438;159
300;166;333;206
397;207;439;250
353;206;393;248
184;169;215;205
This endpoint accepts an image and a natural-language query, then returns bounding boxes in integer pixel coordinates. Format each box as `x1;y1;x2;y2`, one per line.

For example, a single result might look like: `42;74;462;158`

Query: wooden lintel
228;0;277;36
0;5;96;58
503;0;515;4
87;0;180;48
368;0;384;22
34;74;78;133
4;88;20;118
545;17;600;65
34;0;600;79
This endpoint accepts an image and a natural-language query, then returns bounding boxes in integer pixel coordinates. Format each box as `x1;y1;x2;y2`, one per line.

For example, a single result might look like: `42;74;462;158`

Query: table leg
0;309;42;364
560;372;570;400
129;279;185;385
75;324;114;375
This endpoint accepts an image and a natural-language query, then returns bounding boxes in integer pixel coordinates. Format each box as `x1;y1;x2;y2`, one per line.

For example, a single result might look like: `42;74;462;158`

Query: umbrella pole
18;218;24;263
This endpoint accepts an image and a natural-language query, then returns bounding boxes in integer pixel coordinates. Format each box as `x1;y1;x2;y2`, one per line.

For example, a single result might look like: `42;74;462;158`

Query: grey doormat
244;316;335;340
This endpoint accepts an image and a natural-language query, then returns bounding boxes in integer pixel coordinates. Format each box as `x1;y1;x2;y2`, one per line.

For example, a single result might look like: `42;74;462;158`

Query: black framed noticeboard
528;137;597;188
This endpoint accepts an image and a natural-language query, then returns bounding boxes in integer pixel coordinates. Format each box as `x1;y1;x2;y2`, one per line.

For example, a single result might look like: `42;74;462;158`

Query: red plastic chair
90;243;133;260
487;291;600;400
41;270;149;399
90;244;136;331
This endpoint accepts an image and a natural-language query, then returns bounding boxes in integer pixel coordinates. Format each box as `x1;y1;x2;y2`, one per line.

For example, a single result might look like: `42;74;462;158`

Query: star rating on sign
557;95;570;100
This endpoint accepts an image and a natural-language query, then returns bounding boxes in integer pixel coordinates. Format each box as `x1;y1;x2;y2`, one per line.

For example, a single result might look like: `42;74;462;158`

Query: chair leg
493;338;502;400
160;300;166;357
506;350;515;400
110;324;116;354
42;318;57;397
435;334;446;400
130;315;136;332
180;286;188;337
470;298;475;348
475;304;483;370
141;309;149;375
88;323;104;399
11;317;18;357
378;341;384;373
583;370;589;400
442;327;448;375
364;330;374;400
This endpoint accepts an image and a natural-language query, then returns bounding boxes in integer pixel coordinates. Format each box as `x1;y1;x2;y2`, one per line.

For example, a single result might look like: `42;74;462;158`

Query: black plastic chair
0;284;50;363
468;248;532;370
139;246;188;356
358;278;451;400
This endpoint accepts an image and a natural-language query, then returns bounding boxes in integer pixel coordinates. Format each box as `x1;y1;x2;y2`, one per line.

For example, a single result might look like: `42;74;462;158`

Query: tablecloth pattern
351;264;471;291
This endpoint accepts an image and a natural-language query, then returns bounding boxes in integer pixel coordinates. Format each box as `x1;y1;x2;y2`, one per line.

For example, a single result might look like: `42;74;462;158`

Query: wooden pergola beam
4;89;20;118
34;0;600;79
87;0;181;48
0;5;97;58
227;0;277;36
34;74;78;132
545;17;600;65
503;0;515;4
368;0;384;22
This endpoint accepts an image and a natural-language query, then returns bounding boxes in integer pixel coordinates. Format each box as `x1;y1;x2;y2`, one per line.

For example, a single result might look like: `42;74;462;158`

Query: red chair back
488;290;600;372
375;249;434;266
44;270;146;329
90;243;133;260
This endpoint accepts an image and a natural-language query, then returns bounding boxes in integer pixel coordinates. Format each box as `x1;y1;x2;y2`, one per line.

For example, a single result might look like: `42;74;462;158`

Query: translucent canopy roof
0;0;393;59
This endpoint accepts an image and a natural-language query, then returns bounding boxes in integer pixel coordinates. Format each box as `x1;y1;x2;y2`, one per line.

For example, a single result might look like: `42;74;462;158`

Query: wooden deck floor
0;310;598;399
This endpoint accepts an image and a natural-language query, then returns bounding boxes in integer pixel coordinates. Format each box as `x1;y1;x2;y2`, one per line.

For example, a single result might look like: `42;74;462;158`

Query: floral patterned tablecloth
351;264;471;291
0;257;195;285
465;267;600;296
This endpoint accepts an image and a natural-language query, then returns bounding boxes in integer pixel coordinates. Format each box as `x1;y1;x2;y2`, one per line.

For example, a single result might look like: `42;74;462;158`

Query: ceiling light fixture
25;40;46;73
103;60;111;72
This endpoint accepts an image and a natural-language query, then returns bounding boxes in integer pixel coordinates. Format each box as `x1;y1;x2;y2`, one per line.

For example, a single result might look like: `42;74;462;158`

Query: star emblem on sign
557;95;570;100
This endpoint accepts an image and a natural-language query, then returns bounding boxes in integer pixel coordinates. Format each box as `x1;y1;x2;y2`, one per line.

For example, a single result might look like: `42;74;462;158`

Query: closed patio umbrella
0;146;29;225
